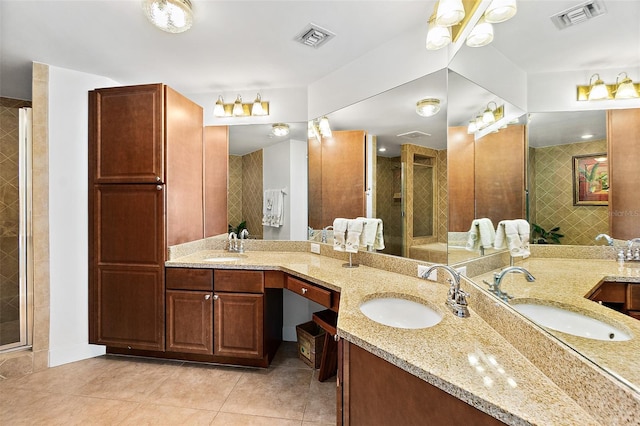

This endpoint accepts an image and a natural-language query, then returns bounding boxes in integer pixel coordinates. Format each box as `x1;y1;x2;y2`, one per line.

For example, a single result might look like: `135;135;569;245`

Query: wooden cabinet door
89;84;164;184
89;184;165;350
166;290;213;354
214;292;264;359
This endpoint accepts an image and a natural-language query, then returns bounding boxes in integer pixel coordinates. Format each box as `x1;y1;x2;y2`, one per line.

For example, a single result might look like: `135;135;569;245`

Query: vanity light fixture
142;0;193;33
577;72;640;101
482;101;498;124
213;93;270;117
426;17;452;50
308;118;332;142
415;98;441;117
436;0;466;26
318;116;332;138
466;16;494;47
271;123;290;137
467;103;504;134
484;0;517;23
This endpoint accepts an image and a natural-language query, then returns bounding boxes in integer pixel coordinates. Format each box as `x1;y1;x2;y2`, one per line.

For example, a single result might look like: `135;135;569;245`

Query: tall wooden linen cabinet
88;83;211;351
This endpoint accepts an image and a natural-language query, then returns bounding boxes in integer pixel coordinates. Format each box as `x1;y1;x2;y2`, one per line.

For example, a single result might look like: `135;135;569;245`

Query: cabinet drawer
589;282;626;303
627;284;640;311
286;276;332;308
214;270;264;293
166;268;213;291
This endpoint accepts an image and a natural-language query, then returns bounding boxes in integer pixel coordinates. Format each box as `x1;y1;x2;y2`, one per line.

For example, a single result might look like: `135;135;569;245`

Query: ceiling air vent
550;0;607;30
397;131;431;140
295;24;335;48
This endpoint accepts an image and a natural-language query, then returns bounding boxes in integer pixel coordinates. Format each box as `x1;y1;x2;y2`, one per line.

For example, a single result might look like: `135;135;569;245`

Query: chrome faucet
321;226;333;243
227;232;238;252
421;264;470;318
484;266;535;302
237;229;249;253
595;233;614;246
622;238;640;261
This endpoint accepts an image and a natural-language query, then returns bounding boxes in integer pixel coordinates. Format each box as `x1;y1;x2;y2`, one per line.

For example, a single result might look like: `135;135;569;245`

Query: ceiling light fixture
213;93;270;118
484;0;517;23
142;0;193;33
415;98;441;117
271;123;290;137
436;0;466;26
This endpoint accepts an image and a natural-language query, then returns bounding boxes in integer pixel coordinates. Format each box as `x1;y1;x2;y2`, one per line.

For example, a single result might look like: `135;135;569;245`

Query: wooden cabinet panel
475;125;526;226
166;290;213;354
626;284;640;311
448;126;475;232
214;270;264;293
93;184;165;266
588;281;626;304
343;341;504;425
89;84;164;183
90;266;164;351
203;126;229;237
166;268;213;291
607;109;640;239
286;276;332;308
214;292;264;358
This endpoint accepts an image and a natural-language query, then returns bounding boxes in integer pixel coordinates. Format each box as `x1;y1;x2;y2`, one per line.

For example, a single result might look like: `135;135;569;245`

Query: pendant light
466;16;494;47
436;0;465;26
614;72;639;99
587;74;609;100
484;0;517;24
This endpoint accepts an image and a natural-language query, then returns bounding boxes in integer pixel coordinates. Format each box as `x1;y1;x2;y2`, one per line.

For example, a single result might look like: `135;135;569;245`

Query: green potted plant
531;224;564;244
228;221;247;235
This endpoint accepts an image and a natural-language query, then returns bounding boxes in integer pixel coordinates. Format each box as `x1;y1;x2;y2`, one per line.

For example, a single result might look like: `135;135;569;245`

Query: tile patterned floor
0;342;337;425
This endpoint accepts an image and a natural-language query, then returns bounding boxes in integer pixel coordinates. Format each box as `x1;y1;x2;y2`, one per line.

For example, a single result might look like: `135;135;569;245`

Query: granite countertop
475;258;640;394
167;250;600;425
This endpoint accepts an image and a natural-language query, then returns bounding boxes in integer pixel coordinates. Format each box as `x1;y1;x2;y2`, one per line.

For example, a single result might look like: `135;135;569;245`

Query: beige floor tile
212;412;303;425
303;371;337;424
221;367;314;420
270;341;311;369
118;403;217;425
141;362;244;411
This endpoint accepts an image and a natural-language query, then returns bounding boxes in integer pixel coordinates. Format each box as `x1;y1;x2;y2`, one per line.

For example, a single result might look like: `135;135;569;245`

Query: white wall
262;139;308;241
48;65;118;366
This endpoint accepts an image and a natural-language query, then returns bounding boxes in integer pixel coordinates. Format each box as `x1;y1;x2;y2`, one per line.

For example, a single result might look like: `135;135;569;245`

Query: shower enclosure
0;103;32;351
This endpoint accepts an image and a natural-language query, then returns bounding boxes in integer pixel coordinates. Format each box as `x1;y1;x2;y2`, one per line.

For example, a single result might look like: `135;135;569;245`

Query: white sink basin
203;255;247;262
512;302;631;341
359;297;443;329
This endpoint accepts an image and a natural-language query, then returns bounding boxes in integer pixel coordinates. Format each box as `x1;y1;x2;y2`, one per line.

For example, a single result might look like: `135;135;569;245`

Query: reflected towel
465;218;495;251
333;218;348;252
357;217;385;250
262;189;284;228
495;219;530;258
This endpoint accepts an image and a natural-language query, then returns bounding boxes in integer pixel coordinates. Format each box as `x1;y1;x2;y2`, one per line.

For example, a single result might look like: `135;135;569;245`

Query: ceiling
2;0;639;154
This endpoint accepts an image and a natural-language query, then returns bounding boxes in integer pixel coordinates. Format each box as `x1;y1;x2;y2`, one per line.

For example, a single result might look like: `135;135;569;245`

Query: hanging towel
262;189;284;227
495;219;530;258
465;218;495;251
333;218;348;252
357;217;385;250
345;219;365;253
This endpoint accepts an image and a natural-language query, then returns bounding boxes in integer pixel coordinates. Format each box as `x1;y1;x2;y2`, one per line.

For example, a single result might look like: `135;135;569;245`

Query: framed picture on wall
573;153;608;206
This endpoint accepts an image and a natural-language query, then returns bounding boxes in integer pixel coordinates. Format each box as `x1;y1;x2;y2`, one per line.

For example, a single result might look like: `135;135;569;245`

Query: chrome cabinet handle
205;294;211;300
301;288;308;294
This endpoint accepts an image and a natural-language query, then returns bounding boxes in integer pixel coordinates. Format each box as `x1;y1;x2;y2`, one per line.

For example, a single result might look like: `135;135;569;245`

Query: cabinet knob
301;288;308;294
213;294;219;300
205;294;211;300
156;176;161;182
156;185;162;191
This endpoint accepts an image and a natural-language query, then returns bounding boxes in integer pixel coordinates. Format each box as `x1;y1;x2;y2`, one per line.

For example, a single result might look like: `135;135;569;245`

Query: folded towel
262;189;284;228
465;218;495;251
333;218;348;252
345;219;365;253
357;217;385;250
495;219;530;258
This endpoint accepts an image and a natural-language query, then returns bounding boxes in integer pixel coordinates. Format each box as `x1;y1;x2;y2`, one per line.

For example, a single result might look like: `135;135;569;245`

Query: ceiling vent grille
550;0;607;30
397;131;431;139
295;24;335;48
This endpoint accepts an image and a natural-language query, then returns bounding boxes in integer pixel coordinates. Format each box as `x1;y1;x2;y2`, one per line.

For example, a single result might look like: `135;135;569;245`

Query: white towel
495;219;530;258
465;218;495;251
262;189;284;228
345;219;365;253
333;218;348;252
357;217;385;250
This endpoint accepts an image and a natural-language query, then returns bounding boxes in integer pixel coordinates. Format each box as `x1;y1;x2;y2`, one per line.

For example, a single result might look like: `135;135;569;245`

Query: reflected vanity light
415;98;441;117
308;117;332;141
466;16;494;47
142;0;193;33
213;93;270;117
436;0;465;26
577;72;640;101
271;123;290;137
484;0;517;23
426;18;452;50
318;116;332;138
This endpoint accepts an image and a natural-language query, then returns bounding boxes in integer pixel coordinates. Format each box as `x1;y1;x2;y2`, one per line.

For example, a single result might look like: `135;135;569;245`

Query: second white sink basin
360;297;443;329
512;302;631;341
